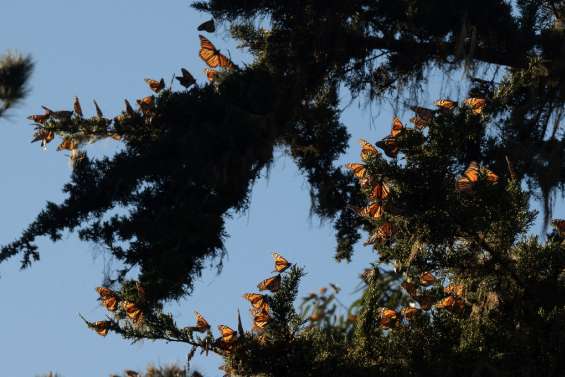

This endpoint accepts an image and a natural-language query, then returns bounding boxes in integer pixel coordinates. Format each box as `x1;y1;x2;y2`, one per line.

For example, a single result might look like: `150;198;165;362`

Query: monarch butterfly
344;162;367;179
376;136;399;158
253;310;270;329
364;222;393;245
96;287;119;312
57;138;78;152
390;117;404;137
481;166;499;185
136;96;154;113
435;295;465;313
93;99;104;119
377;307;398;328
41;105;73;119
368;181;390;201
456;161;498;192
455;161;479;192
257;275;281;292
434;99;457;110
92;320;112;336
419;271;436;286
401;281;418;298
354;202;384;220
176;68;196;88
27;114;50;124
359;139;380;161
410;106;434;129
125;371;139;377
124;99;136;117
218;325;236;343
464;97;486;115
272;252;292;273
31;129;55;147
243;293;270;312
197;19;215;33
193;311;211;332
204;68;219;81
198;35;235;69
144;78;165;93
73;96;83;117
415;294;435;310
444;284;465;297
400;306;420;320
122;301;143;323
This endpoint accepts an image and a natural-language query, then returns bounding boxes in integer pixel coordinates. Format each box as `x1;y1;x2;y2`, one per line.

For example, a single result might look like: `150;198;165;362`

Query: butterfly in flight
197;19;215;33
176;68;196;88
199;35;235;69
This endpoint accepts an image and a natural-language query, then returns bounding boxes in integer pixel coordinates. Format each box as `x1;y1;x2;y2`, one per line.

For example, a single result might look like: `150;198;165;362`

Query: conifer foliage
5;1;565;376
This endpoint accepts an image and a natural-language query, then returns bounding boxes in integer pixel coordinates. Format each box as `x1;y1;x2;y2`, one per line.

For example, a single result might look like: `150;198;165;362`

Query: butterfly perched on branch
455;161;498;193
272;252;292;272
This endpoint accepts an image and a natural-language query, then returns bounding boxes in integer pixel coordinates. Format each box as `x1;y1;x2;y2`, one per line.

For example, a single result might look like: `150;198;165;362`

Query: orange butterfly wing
272;252;291;272
218;325;236;343
390;117;404;137
368;181;390;201
419;271;436;286
257;275;281;292
93;320;112;336
434;99;457;110
552;219;565;237
464;98;486;115
193;311;211;332
345;162;367;179
144;78;165;93
359;139;380;161
243;293;269;310
455;161;480;192
122;301;143;323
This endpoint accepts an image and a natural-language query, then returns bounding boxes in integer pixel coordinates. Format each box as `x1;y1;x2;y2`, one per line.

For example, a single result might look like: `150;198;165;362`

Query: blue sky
1;1;562;377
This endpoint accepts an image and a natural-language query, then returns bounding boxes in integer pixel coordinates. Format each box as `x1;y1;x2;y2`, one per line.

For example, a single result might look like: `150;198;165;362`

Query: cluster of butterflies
372;97;487;159
345;99;499;246
196;18;236;81
184;252;292;353
377;271;466;329
345;138;394;246
26;18;236;162
88;285;146;337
